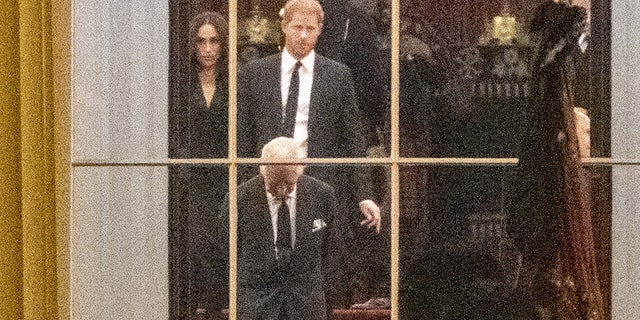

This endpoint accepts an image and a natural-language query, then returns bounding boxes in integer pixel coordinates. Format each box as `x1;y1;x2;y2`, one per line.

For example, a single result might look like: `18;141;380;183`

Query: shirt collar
266;184;297;205
282;48;315;73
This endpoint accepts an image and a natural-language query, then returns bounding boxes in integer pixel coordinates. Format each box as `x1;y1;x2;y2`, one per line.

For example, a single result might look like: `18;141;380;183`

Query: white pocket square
312;219;327;232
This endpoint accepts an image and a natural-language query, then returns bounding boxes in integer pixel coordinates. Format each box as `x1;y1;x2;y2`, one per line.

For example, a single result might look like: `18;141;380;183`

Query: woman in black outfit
183;11;228;159
169;11;229;319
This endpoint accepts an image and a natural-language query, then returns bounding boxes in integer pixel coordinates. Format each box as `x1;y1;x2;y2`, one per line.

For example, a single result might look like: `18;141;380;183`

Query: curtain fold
0;0;24;319
0;0;68;318
51;0;72;317
19;0;58;318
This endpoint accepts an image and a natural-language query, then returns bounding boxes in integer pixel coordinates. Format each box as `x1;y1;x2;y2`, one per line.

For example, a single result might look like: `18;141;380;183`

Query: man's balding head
260;137;305;198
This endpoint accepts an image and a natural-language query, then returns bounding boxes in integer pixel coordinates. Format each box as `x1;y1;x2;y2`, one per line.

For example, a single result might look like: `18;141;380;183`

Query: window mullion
390;0;400;319
227;1;238;319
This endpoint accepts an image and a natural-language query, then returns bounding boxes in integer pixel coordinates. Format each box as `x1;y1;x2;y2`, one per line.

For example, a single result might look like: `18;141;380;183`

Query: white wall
72;0;168;162
611;1;640;318
71;0;169;319
71;167;168;319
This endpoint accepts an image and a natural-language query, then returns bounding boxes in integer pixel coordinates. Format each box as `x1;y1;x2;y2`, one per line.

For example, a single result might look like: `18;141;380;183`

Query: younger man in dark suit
220;137;345;320
237;0;381;232
237;0;386;307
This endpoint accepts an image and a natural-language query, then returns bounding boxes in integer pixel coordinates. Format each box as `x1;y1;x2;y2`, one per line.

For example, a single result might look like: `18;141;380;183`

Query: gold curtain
0;0;70;318
1;0;24;318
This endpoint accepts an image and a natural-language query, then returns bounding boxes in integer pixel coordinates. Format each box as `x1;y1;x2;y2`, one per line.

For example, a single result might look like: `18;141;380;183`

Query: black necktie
282;61;301;137
276;199;292;249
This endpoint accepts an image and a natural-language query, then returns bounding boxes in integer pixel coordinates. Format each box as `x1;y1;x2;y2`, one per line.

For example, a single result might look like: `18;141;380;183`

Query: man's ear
296;165;305;177
281;19;287;33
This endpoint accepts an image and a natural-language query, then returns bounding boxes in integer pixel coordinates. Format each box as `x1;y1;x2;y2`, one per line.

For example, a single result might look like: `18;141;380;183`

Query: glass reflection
398;0;609;158
399;164;611;319
169;164;228;319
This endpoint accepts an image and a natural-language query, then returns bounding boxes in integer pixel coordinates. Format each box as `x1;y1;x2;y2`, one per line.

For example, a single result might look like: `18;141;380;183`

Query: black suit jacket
316;0;388;133
219;175;345;320
237;53;374;215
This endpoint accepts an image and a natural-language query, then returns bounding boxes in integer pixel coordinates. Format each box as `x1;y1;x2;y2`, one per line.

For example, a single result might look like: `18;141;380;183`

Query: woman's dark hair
189;11;228;75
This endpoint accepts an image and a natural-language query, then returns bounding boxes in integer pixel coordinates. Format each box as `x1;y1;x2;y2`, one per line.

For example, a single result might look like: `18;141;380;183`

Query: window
69;0;633;319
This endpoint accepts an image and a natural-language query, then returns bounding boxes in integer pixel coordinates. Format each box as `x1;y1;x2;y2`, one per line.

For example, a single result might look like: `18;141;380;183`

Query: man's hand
359;200;381;233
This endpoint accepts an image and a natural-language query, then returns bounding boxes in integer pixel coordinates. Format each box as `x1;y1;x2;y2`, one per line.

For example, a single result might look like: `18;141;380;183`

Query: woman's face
196;23;220;69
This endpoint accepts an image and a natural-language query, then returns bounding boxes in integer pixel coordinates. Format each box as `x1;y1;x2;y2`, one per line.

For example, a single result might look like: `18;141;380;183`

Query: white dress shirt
281;49;315;157
266;185;297;249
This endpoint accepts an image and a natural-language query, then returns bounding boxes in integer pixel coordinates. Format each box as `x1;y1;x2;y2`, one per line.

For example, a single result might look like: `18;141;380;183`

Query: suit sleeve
216;193;230;297
321;182;347;309
236;65;260;183
237;65;257;159
340;68;376;203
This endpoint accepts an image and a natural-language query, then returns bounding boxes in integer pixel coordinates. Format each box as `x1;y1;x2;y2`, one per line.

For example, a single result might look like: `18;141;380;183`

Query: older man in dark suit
220;137;345;320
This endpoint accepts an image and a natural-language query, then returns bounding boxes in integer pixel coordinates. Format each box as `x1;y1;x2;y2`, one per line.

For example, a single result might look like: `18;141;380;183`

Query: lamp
240;5;280;45
238;3;282;63
479;1;528;45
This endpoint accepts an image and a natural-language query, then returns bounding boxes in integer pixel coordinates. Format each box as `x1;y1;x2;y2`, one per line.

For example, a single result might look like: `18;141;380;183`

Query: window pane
399;164;611;319
168;164;228;319
235;0;391;156
399;165;519;319
169;6;230;159
399;0;610;158
233;164;391;313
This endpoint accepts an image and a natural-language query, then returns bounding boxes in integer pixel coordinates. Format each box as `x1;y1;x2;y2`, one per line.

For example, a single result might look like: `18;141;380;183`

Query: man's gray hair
259;137;305;176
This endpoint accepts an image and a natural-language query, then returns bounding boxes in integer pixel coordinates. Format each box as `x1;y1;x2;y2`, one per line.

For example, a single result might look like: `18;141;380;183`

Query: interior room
3;0;639;320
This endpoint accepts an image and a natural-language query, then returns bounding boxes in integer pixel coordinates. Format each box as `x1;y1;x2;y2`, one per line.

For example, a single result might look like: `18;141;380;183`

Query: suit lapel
245;177;275;249
269;55;283;112
308;56;328;158
309;55;324;128
258;55;285;147
294;177;315;247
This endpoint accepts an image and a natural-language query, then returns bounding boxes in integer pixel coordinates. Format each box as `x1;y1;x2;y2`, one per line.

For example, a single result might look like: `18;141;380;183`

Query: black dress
181;75;228;159
169;73;229;318
509;2;604;318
